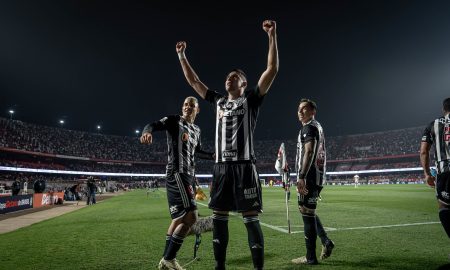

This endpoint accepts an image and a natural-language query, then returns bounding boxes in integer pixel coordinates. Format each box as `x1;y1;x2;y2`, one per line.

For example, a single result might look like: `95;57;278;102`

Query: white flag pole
275;143;291;234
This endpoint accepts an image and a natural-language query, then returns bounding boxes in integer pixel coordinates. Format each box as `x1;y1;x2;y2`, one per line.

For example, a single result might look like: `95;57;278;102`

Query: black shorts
298;186;322;210
209;162;262;213
436;171;450;205
166;173;197;220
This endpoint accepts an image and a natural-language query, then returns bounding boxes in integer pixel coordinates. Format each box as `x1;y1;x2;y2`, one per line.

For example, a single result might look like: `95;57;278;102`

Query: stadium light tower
59;119;65;126
135;129;140;135
8;110;14;120
97;125;101;131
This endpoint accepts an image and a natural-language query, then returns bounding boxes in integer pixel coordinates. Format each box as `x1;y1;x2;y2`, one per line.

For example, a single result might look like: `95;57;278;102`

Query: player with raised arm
176;20;278;270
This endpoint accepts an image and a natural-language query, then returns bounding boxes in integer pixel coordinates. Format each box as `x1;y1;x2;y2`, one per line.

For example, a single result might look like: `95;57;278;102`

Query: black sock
439;208;450;238
244;215;264;270
302;214;318;262
316;215;329;245
163;234;171;257
213;213;229;270
164;233;184;260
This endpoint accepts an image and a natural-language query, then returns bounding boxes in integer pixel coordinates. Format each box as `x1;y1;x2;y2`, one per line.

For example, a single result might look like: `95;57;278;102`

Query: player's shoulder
206;89;224;101
158;115;180;127
167;114;180;121
311;119;323;129
303;121;319;131
424;118;440;129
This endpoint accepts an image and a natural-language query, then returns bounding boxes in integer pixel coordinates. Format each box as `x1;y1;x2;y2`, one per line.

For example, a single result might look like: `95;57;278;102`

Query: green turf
0;185;448;270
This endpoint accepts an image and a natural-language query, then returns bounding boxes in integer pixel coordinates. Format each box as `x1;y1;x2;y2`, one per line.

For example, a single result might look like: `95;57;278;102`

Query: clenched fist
140;132;153;145
176;41;186;54
262;20;276;35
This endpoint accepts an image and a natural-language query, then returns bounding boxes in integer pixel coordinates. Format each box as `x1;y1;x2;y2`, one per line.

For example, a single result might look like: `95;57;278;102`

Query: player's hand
262;20;276;35
297;179;308;195
176;41;186;54
425;175;436;188
140;132;153;145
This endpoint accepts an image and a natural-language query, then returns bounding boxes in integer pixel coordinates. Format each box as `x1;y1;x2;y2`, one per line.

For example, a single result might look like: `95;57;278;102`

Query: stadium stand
0;117;428;191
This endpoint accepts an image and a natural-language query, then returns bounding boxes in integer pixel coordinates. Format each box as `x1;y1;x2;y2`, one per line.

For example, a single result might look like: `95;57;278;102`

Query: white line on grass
333;221;440;231
288;222;441;234
194;201;441;234
196;202;290;233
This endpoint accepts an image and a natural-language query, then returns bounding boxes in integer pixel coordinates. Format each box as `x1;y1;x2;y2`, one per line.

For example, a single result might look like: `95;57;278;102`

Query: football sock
244;215;264;270
164;233;184;260
163;234;171;257
316;215;329;245
213;213;229;270
439;208;450;238
302;213;318;262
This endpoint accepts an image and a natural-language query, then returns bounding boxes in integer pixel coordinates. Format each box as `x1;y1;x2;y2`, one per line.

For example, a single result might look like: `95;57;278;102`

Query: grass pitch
0;185;448;270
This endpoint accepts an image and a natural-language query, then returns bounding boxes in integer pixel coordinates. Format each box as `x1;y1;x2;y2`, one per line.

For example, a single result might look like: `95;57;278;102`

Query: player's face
298;102;315;124
225;72;246;95
182;98;199;119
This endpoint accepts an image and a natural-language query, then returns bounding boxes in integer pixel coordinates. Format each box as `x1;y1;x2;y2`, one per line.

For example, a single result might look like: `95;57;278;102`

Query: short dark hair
443;97;450;112
230;69;247;81
300;98;317;111
185;96;198;105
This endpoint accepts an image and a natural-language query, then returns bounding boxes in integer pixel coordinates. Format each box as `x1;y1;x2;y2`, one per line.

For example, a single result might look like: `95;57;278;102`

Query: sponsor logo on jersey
244;187;258;199
223;108;246;117
222;150;237;158
169;205;178;214
182;132;189;142
307;197;318;205
444;126;450;141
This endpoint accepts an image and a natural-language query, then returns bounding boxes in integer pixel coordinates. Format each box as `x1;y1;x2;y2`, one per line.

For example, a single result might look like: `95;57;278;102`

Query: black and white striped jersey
295;119;326;186
422;114;450;174
143;115;212;176
205;87;264;163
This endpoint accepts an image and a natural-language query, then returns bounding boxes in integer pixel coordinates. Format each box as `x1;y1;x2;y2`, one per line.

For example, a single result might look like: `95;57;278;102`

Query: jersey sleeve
421;121;434;144
142;115;177;134
245;86;265;107
303;124;319;143
205;90;223;104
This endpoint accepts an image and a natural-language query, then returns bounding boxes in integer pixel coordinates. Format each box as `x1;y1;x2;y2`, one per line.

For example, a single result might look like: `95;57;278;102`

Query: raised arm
257;20;279;96
176;41;209;99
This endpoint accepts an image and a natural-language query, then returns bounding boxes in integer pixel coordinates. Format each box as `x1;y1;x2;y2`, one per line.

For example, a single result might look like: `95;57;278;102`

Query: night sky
1;0;449;140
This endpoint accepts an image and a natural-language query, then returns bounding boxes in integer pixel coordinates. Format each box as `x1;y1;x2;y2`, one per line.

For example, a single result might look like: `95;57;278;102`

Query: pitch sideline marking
167;194;441;234
196;202;292;233
196;201;440;234
281;221;441;234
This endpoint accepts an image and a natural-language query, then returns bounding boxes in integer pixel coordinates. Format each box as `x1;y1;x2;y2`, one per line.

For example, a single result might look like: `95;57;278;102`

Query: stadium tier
0;117;428;191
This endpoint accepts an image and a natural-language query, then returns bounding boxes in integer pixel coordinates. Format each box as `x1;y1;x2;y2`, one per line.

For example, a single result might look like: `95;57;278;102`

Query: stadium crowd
0;117;429;191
